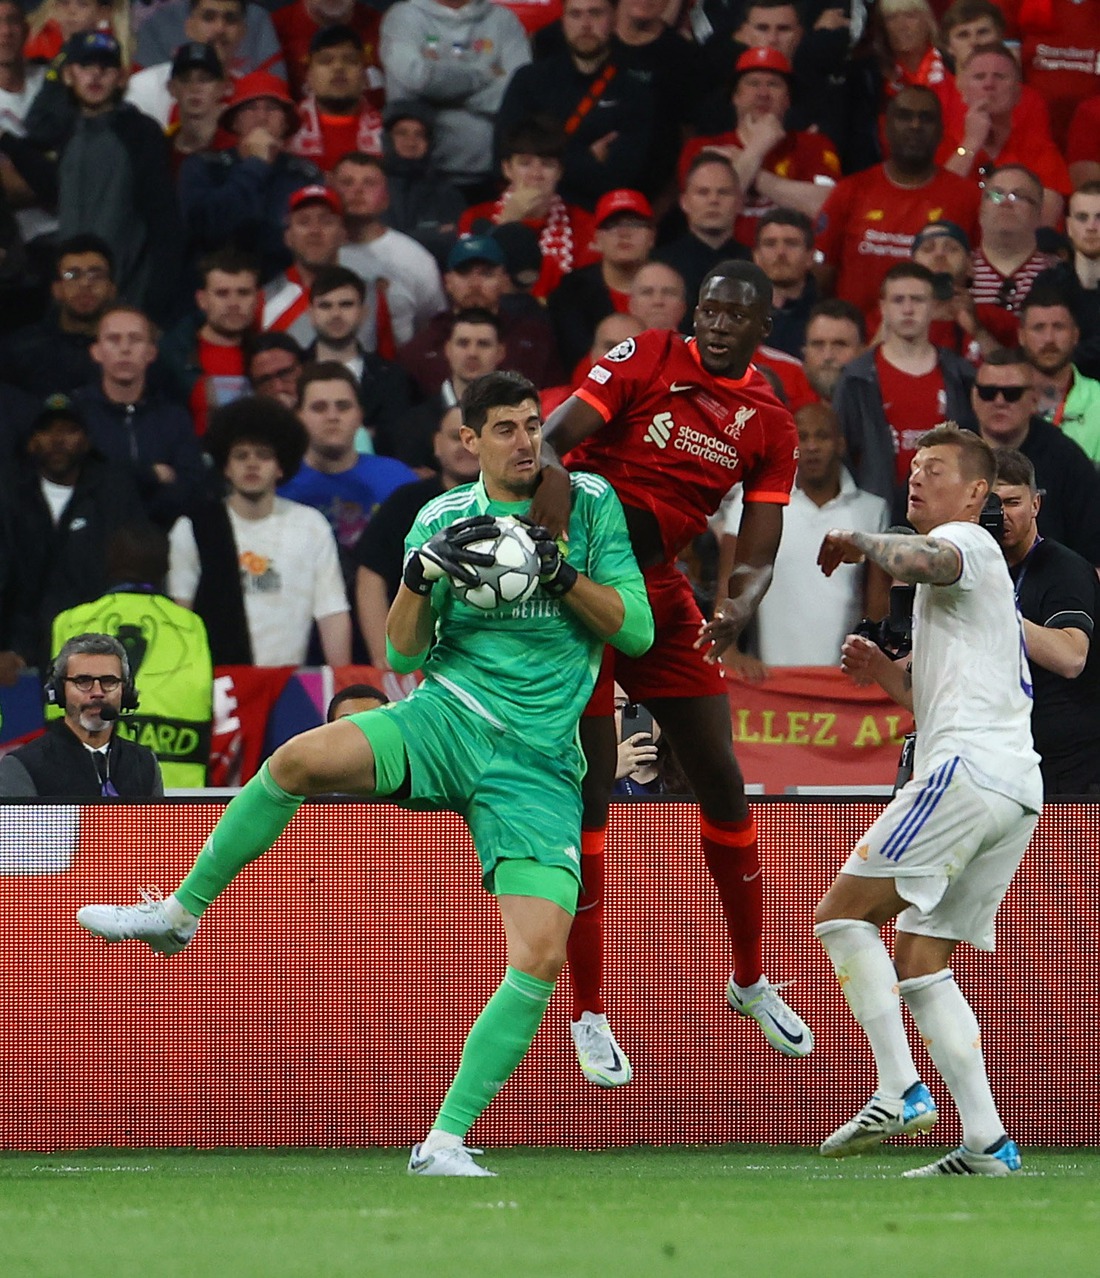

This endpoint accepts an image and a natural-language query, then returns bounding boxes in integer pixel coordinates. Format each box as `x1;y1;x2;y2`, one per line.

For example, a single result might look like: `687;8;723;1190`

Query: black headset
44;651;140;713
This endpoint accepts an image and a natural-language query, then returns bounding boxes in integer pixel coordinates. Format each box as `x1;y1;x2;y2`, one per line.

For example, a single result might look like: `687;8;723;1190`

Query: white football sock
419;1129;463;1156
163;895;199;927
815;919;919;1097
899;968;1004;1151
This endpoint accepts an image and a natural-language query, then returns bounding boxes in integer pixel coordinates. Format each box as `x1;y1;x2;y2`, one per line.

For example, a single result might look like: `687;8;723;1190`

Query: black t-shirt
1021;417;1100;564
352;476;445;603
1011;536;1100;769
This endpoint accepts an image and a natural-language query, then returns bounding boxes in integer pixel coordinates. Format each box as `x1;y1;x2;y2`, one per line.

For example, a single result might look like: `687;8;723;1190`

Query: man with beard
1033;182;1100;381
752;209;817;359
0;633;162;798
159;247;259;436
1017;290;1100;464
495;0;656;208
290;26;383;174
992;449;1100;795
802;301;865;406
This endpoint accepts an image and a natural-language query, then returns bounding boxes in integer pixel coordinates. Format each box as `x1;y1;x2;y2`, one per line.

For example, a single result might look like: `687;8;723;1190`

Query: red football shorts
585;563;728;717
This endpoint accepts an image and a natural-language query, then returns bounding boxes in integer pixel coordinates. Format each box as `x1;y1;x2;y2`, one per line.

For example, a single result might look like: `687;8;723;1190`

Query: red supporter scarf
491;193;575;272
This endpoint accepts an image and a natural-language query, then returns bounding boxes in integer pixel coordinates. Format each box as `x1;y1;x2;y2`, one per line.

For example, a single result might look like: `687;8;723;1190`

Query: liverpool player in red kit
534;259;813;1086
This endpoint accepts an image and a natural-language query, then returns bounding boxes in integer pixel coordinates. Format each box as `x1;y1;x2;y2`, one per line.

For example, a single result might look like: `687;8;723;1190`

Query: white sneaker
76;891;199;957
903;1137;1021;1178
821;1083;939;1157
407;1143;496;1177
727;976;814;1058
570;1011;633;1088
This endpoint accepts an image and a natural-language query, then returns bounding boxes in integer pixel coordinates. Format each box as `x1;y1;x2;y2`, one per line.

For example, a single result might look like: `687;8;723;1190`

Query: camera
980;491;1004;543
853;582;915;660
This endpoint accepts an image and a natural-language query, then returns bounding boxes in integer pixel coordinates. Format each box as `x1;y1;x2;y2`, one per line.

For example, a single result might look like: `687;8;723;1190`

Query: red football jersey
677;128;841;249
815;165;981;323
566;330;798;558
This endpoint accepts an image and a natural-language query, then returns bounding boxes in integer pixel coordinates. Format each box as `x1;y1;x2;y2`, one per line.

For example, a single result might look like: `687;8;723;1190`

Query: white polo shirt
718;472;889;666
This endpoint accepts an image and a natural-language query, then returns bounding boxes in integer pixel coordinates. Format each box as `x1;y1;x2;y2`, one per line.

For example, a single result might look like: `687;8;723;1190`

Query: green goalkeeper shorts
346;680;582;911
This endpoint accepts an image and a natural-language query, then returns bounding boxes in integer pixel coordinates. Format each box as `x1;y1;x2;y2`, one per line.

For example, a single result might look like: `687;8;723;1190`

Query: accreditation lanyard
1012;534;1044;603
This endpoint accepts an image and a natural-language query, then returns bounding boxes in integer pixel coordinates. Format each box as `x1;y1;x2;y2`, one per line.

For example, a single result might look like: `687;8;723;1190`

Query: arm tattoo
848;532;962;585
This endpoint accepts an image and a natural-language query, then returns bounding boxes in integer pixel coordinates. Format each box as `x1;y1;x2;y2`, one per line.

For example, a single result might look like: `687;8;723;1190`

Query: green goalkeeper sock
173;761;303;916
433;966;555;1138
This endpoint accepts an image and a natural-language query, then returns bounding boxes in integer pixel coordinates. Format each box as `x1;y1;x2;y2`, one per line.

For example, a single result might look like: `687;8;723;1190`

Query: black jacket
548;264;616;372
1014;417;1100;565
0;718;163;798
9;455;146;665
496;52;659;208
71;384;208;529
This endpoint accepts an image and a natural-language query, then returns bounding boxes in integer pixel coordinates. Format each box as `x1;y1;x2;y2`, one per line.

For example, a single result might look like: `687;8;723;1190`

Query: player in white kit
814;423;1042;1177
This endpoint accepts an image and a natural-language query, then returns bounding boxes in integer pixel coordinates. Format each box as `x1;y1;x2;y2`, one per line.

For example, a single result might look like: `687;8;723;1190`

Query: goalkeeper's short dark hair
461;371;540;435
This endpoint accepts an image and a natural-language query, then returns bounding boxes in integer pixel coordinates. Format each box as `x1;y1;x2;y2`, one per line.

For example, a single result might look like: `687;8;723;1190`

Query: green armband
386;637;430;673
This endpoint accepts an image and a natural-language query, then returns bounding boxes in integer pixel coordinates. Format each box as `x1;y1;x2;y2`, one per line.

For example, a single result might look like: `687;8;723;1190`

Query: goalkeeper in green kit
77;371;653;1178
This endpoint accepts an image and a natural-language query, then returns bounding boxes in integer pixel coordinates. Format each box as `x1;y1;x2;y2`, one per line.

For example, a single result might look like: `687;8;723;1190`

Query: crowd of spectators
2;0;1100;733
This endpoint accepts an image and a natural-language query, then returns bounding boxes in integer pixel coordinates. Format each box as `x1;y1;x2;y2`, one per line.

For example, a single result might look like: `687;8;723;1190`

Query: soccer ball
452;516;542;611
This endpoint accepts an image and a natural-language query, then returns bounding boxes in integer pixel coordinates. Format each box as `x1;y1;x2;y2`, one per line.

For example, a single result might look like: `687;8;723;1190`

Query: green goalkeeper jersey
392;471;653;754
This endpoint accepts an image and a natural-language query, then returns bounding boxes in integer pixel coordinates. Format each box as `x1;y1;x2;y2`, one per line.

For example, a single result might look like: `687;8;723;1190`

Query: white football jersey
910;521;1043;813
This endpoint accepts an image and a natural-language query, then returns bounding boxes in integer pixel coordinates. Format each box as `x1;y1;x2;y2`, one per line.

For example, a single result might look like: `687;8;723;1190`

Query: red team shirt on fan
677;129;841;249
815;165;981;322
874;348;948;487
273;1;384;104
566;330;798;560
1067;94;1100;168
1000;0;1100;146
291;98;383;172
933;127;1071;198
189;340;249;437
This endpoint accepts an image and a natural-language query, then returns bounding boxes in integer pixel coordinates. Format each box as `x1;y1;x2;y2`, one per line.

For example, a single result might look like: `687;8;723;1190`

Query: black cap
170;41;224;80
31;393;86;434
64;30;122;68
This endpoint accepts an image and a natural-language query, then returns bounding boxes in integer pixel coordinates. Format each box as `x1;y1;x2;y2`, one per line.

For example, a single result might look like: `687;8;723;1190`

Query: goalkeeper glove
519;519;578;598
402;515;498;595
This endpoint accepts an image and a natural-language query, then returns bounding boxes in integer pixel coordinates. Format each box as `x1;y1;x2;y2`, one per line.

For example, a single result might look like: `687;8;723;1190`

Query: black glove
518;518;578;598
402;516;498;595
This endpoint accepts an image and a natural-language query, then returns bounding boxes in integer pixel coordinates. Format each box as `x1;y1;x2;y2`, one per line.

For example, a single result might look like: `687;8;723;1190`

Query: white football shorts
842;756;1039;951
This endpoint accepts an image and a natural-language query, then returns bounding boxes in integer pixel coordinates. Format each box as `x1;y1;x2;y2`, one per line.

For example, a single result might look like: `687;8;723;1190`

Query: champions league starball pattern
451;516;542;611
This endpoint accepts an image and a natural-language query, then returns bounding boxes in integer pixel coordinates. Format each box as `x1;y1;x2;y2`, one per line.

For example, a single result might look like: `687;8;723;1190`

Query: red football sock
566;826;607;1019
701;814;763;988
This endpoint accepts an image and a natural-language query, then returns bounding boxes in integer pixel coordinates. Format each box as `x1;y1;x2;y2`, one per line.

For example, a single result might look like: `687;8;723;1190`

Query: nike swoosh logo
742;868;762;882
606;1044;625;1072
670;382;695;392
764;1012;806;1045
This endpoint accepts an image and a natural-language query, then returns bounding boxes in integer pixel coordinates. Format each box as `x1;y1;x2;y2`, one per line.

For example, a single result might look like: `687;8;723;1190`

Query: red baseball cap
734;46;794;79
288;184;343;216
594;189;654;228
219;70;299;133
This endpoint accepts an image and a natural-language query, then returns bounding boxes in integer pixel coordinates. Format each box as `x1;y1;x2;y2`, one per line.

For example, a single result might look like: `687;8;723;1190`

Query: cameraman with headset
0;633;162;798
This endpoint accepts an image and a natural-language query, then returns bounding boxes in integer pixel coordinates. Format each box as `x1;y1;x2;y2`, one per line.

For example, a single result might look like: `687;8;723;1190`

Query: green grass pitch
2;1147;1097;1277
